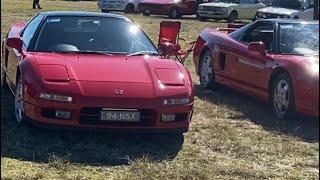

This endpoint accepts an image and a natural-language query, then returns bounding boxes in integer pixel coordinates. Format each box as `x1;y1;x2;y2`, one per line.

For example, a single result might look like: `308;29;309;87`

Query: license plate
100;109;140;122
145;10;150;13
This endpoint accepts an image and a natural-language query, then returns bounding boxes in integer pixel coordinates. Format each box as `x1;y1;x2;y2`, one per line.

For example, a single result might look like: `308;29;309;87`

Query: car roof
39;11;129;20
257;18;318;24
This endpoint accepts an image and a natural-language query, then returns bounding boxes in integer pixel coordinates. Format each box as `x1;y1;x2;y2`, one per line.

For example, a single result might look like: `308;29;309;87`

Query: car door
300;0;314;20
238;0;263;19
179;0;198;14
226;21;275;97
248;0;265;19
237;0;252;19
6;14;43;87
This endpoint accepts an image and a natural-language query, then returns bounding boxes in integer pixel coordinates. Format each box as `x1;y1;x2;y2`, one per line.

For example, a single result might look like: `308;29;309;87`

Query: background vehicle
255;0;315;20
193;19;319;119
137;0;213;19
1;11;194;133
197;0;266;22
98;0;144;13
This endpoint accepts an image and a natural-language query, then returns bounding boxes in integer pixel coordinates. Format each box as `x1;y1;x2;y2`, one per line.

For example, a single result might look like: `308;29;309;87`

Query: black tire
199;51;215;89
1;63;8;88
270;72;295;120
101;9;109;13
142;12;150;16
14;76;26;124
169;8;181;19
197;14;208;21
124;4;135;14
227;11;237;23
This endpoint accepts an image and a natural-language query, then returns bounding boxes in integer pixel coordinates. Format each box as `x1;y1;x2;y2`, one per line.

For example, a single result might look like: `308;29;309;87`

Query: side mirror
248;42;266;56
6;37;23;53
159;42;176;59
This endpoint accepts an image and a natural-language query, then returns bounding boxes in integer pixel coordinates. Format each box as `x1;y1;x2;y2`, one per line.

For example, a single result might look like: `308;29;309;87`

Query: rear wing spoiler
216;23;247;34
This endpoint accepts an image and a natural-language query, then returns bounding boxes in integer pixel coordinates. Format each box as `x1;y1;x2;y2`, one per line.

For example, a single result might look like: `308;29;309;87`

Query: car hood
258;6;299;15
32;53;185;85
200;2;237;8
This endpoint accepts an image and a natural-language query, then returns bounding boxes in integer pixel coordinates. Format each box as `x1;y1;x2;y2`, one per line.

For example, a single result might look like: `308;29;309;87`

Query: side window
310;0;314;5
21;15;43;48
308;0;314;8
240;0;250;4
240;22;275;51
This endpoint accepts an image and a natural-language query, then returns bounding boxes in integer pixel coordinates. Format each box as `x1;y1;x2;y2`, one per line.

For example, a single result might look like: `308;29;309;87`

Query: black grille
265;13;285;18
41;108;56;119
79;108;156;126
174;113;189;122
202;6;224;12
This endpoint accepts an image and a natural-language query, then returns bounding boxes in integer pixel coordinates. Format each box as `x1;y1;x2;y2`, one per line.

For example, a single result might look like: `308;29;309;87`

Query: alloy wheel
273;79;290;118
15;78;24;123
200;52;213;87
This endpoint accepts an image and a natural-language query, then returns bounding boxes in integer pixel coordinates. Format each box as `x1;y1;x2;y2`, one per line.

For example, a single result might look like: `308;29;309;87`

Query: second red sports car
193;19;319;119
1;11;194;133
137;0;213;19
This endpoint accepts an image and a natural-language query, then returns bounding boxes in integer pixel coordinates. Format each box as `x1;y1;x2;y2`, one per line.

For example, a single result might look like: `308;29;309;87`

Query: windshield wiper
127;51;159;57
54;50;113;56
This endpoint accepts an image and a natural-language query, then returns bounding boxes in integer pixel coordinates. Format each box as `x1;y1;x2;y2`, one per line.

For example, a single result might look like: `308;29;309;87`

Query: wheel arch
126;3;135;9
230;9;238;16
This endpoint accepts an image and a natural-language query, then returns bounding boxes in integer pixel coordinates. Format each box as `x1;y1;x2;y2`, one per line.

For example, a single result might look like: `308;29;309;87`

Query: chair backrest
158;21;181;48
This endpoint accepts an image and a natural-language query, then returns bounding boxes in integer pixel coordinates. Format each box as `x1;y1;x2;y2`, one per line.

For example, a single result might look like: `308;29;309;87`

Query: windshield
34;16;158;55
279;23;319;55
272;0;302;10
216;0;239;3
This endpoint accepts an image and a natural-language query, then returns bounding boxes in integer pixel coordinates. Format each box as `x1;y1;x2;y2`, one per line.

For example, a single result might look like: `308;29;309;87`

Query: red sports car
1;11;194;133
193;19;319;119
137;0;213;19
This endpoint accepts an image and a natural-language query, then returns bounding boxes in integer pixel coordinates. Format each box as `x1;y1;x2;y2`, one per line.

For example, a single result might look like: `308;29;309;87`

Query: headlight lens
163;97;189;105
40;93;73;102
256;12;263;17
309;62;319;76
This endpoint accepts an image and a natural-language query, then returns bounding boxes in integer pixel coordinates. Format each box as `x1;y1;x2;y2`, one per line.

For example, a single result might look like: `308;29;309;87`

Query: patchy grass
1;0;319;179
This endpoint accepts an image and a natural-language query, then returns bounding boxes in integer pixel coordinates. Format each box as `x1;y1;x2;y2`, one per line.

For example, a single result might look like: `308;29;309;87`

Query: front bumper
97;2;124;11
198;10;229;19
23;99;193;133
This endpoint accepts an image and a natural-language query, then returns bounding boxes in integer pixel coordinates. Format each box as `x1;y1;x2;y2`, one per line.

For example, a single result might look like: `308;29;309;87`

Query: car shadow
146;15;250;23
1;87;184;166
195;85;319;143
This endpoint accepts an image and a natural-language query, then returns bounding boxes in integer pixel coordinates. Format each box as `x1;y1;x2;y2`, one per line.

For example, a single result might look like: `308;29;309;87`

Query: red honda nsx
193;19;319;119
1;11;194;133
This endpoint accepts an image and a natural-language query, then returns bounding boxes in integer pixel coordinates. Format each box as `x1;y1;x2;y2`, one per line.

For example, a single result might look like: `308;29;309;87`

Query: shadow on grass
195;85;319;143
1;87;184;166
145;14;250;24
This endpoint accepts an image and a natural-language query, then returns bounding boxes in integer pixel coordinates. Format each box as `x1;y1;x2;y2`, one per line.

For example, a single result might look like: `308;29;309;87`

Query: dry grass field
1;0;319;179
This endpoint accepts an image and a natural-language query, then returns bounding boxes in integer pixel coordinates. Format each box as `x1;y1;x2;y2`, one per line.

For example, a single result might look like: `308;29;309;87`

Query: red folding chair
158;21;195;64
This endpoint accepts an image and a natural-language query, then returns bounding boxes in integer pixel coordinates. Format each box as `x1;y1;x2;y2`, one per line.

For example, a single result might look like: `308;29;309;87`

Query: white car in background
98;0;144;13
255;0;315;20
197;0;266;22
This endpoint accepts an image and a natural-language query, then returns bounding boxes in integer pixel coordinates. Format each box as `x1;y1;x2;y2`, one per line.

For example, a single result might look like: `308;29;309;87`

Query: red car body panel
193;26;319;117
137;0;208;16
2;18;195;132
